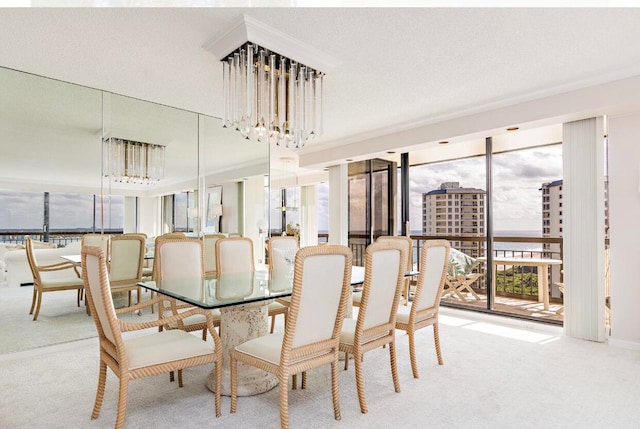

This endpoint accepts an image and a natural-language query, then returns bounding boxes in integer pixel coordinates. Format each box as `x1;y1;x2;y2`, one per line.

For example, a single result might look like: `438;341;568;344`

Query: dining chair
81;245;222;429
108;234;145;307
339;240;407;414
230;244;353;429
371;235;413;305
203;233;226;277
25;235;85;321
396;239;450;378
268;236;299;275
81;233;111;257
154;237;220;340
217;237;288;333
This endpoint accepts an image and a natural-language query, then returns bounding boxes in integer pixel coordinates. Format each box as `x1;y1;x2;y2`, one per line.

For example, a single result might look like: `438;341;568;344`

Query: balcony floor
439;292;565;324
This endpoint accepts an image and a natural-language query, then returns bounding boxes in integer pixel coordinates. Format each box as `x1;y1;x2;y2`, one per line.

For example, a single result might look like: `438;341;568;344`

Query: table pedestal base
205;301;278;396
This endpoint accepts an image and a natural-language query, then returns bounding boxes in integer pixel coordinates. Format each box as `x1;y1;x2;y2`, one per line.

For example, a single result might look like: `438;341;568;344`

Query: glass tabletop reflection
138;270;293;310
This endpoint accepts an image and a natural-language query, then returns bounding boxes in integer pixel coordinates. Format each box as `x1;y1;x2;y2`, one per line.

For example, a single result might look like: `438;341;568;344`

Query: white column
242;177;265;266
607;112;640;349
328;164;348;245
562;117;606;342
138;196;162;237
299;184;318;248
123;196;137;233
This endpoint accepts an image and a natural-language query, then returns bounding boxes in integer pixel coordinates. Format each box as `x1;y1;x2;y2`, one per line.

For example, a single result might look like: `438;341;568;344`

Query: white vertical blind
328;164;349;245
563;117;606;341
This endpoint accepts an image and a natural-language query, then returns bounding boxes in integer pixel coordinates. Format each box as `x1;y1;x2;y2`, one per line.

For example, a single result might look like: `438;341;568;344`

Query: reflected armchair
25;236;84;321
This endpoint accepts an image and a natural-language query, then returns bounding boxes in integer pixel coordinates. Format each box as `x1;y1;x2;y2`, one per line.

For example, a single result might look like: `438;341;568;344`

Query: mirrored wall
0;65;270;353
0;65;270;241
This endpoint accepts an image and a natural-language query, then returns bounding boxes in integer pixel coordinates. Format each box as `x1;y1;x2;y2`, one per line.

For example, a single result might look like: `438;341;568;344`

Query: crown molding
204;14;339;73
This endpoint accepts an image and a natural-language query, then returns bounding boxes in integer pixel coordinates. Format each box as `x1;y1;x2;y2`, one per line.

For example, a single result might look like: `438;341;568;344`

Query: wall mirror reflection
0;66;270;354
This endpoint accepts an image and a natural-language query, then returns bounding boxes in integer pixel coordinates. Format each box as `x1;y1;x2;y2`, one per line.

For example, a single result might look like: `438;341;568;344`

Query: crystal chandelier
103;138;165;185
206;15;336;149
222;42;323;149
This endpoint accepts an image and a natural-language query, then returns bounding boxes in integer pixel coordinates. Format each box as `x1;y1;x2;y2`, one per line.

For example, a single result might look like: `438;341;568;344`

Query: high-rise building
422;182;485;257
541;180;563;253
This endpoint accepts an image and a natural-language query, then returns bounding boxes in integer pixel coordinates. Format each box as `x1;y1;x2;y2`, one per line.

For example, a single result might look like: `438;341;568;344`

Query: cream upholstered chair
268;236;299;274
353;236;412;308
339;240;407;414
108;234;145;307
81;245;222;429
203;234;226;277
25;236;84;321
373;235;413;305
230;245;353;429
217;237;288;333
396;239;450;378
81;233;110;257
154;237;220;339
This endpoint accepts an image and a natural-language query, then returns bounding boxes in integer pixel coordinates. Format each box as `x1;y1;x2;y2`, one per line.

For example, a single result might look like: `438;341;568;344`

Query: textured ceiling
1;7;640;185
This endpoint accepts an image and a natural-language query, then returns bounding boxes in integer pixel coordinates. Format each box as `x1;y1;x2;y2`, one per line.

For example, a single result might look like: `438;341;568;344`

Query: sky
0;190;124;231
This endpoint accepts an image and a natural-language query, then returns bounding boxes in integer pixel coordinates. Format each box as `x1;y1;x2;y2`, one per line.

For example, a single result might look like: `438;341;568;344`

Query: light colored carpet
1;309;640;429
0;284;157;354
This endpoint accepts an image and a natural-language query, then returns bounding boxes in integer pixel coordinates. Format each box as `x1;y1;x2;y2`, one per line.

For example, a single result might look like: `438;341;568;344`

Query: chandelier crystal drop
103;138;165;185
222;42;323;149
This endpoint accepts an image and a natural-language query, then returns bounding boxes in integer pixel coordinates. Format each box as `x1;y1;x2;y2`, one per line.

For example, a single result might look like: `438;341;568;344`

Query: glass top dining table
137;266;419;310
137;270;293;310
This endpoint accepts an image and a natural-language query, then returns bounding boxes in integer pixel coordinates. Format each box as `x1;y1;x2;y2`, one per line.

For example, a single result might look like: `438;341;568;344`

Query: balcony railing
0;230;123;247
318;233;563;304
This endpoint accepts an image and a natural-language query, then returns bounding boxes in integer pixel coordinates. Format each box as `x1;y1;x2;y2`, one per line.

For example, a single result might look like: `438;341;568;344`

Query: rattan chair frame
395;239;450;378
154;237;218;339
229;244;353;429
81;245;222;429
25;235;84;321
339;240;407;414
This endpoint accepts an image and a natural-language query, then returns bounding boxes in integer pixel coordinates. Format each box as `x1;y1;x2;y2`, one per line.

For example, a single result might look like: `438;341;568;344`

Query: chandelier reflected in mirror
222;43;323;149
206;15;337;149
103;138;165;185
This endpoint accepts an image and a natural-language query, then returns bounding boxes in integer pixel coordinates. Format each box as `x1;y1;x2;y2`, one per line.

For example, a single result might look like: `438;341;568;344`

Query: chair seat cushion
124;330;213;370
235;333;284;365
40;277;84;289
396;305;435;325
268;301;287;314
340;318;387;346
167;309;220;329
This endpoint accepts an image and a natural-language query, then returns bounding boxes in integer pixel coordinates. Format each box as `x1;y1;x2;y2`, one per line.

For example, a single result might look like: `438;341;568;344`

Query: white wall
137;196;161;237
608;111;640;349
220;182;239;235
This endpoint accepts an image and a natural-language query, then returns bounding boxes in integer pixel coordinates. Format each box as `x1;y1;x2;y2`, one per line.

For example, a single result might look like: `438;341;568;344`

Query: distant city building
541;180;563;253
422;182;485;257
